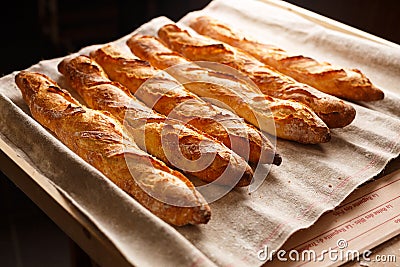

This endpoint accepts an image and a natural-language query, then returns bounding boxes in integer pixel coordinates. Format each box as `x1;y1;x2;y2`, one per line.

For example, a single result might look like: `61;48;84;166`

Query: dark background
0;0;210;76
1;1;399;266
0;0;399;77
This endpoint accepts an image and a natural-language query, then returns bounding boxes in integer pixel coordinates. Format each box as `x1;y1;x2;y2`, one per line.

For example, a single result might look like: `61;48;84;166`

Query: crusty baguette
58;55;253;187
90;45;281;164
189;16;384;102
15;71;210;226
127;34;331;144
157;24;356;129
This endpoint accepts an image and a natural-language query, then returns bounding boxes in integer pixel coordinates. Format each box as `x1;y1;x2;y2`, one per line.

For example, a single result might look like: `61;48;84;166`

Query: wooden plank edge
0;136;132;267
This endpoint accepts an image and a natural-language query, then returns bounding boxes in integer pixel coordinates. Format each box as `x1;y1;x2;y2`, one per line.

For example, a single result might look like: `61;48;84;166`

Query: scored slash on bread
15;71;211;226
58;55;254;187
90;45;281;164
157;23;356;129
127;34;330;144
189;16;384;102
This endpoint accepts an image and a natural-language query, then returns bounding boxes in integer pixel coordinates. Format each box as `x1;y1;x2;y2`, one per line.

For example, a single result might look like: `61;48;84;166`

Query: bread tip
273;153;282;166
15;71;33;83
350;84;384;102
322;130;332;143
57;57;70;74
303;125;331;144
200;206;212;224
257;150;283;165
311;120;331;144
191;204;211;225
235;166;254;187
369;86;385;101
318;103;357;128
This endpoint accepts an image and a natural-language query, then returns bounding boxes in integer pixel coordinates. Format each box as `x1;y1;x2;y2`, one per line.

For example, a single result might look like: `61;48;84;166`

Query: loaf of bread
157;24;356;129
189;16;384;102
127;34;331;144
90;45;281;164
15;71;210;226
58;55;253;187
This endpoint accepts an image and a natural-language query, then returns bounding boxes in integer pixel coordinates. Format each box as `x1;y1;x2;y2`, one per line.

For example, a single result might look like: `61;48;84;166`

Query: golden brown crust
91;45;281;164
127;35;189;69
158;23;356;129
15;71;210;226
189;16;384;102
128;34;330;144
58;55;254;186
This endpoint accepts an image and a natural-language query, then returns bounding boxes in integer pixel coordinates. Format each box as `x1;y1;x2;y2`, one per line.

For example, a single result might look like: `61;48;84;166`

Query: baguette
127;34;331;144
15;71;210;226
58;55;253;187
189;16;384;102
90;45;281;164
157;24;356;129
